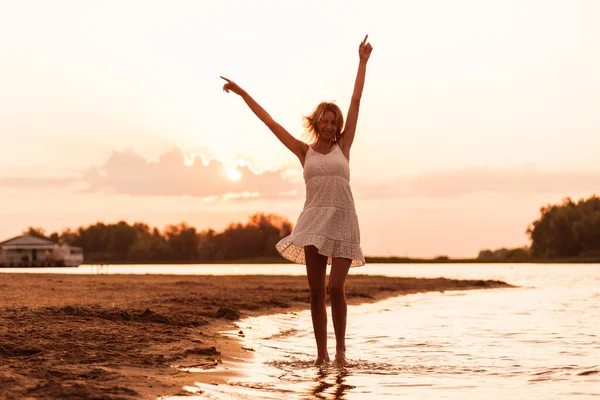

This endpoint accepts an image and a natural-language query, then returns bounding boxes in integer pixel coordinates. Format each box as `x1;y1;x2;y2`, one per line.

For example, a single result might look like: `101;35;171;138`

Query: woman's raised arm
339;35;373;157
221;76;308;161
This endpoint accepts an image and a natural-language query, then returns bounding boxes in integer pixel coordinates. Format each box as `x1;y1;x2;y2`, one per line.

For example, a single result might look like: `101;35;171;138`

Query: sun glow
226;167;241;182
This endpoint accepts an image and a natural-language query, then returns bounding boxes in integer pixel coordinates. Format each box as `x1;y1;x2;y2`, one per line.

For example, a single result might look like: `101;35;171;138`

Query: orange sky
1;1;599;257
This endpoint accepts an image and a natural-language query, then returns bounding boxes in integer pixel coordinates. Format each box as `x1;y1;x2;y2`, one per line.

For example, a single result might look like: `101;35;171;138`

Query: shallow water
3;263;599;398
166;264;599;399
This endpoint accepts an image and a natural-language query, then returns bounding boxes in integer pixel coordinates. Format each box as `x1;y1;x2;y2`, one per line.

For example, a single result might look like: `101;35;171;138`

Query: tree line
478;194;600;261
527;195;600;259
24;194;600;263
24;213;292;263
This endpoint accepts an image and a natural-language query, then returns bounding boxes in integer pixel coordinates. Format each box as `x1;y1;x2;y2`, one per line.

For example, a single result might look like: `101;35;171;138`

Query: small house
0;235;84;267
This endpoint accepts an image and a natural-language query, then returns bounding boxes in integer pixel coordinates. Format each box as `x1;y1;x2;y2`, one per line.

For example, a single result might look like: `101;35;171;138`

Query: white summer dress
276;144;365;267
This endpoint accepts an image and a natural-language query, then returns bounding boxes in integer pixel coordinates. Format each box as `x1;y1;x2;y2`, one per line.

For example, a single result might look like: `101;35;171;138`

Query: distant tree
22;227;48;239
76;223;109;255
164;223;200;261
505;247;531;261
107;221;138;261
196;229;218;261
197;213;293;261
477;246;531;261
58;228;79;247
527;195;600;258
477;250;493;260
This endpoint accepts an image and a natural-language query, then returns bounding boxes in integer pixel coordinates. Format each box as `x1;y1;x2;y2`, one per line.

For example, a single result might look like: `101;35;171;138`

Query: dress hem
276;233;365;268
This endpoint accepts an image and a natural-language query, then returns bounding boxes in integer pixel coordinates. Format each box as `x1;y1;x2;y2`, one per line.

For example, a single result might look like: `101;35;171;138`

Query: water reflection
311;366;354;400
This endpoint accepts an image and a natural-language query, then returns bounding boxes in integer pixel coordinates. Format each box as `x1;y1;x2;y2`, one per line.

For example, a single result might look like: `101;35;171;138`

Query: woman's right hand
220;76;245;96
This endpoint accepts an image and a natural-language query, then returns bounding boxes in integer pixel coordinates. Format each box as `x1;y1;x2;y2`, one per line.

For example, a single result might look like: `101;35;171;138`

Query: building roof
0;235;57;249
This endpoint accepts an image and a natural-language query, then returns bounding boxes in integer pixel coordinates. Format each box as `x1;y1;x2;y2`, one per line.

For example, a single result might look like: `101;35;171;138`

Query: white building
0;235;84;267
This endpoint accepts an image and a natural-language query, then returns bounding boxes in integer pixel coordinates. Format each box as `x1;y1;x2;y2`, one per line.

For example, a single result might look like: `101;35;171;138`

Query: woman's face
317;111;338;142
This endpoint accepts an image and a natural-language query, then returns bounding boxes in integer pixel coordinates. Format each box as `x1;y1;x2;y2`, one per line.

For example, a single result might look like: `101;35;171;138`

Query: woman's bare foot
333;352;347;367
314;355;330;366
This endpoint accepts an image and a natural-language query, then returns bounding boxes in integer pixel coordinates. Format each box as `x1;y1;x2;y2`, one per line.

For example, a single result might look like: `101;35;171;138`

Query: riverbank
69;255;600;265
0;273;512;399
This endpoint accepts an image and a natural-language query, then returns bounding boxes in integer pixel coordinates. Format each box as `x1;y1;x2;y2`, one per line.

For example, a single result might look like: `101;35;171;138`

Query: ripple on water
577;369;599;376
169;266;600;400
262;328;299;340
267;357;396;373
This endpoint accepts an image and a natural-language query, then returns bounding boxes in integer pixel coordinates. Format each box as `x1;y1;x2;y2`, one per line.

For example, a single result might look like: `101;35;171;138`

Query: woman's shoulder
298;140;310;155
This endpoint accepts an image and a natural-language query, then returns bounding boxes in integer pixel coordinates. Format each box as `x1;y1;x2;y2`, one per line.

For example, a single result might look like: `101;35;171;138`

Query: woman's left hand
358;34;373;61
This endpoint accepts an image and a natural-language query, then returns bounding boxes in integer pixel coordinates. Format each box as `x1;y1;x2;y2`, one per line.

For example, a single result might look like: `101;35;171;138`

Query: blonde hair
302;102;344;144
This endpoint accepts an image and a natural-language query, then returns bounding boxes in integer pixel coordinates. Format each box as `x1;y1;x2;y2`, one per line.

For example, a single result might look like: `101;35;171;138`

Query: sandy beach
0;272;511;399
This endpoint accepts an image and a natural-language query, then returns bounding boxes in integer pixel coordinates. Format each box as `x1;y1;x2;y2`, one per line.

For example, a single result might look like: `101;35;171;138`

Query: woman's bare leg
329;257;351;365
304;245;329;365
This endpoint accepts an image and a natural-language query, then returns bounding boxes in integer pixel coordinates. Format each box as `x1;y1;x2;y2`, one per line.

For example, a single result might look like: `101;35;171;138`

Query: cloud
3;151;599;201
353;166;600;198
80;148;302;198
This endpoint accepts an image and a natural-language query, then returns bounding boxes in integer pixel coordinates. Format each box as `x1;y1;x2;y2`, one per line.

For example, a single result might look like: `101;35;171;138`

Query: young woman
221;35;373;366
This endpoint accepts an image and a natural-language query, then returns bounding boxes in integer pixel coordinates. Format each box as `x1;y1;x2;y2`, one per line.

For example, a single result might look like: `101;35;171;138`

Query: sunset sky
1;0;599;258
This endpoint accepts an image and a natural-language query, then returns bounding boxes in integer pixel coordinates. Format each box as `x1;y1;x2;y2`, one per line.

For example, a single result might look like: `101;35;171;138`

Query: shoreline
0;273;513;399
31;256;599;265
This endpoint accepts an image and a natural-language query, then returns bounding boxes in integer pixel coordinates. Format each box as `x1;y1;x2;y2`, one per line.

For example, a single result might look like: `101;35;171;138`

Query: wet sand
0;273;512;399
